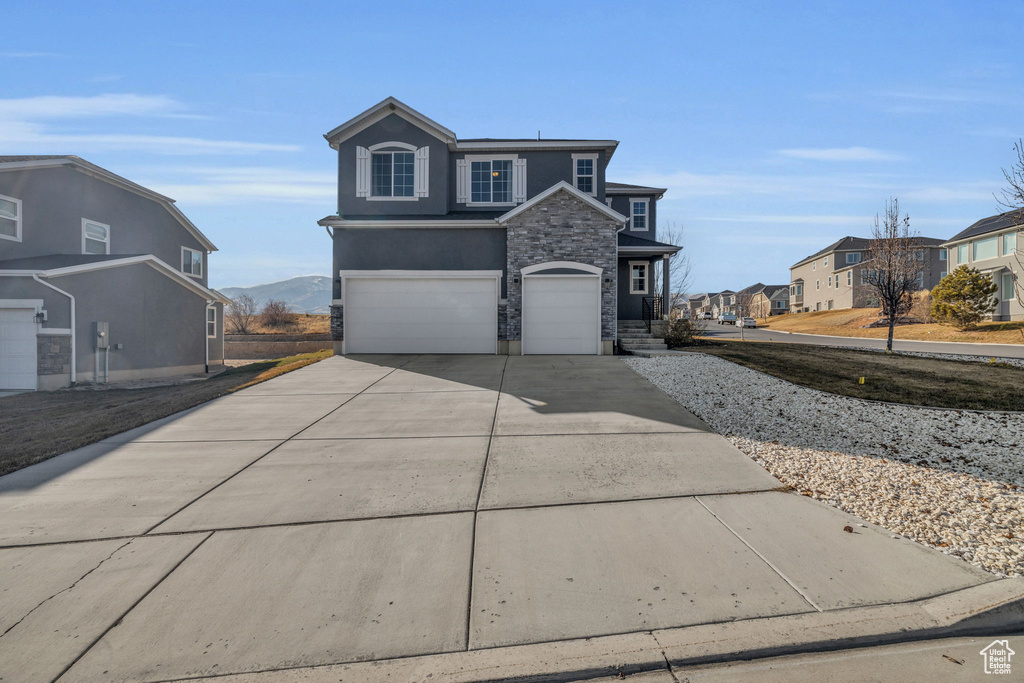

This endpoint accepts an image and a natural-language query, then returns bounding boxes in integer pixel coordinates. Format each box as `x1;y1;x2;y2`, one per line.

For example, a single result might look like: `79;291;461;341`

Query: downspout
31;275;77;385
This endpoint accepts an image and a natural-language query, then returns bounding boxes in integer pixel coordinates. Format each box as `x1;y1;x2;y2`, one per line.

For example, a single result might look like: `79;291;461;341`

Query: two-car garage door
0;308;38;390
343;274;499;354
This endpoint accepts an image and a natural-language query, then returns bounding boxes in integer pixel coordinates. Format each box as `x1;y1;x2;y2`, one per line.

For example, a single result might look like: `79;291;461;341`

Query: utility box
94;322;109;350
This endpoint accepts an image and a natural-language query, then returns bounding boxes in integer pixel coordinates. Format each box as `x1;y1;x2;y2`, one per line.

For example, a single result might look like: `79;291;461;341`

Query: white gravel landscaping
624;353;1024;577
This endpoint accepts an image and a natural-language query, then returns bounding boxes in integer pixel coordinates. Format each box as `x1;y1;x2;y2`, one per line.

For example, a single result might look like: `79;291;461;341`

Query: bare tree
653;222;694;314
226;294;258;334
260;299;293;328
997;138;1024;333
864;198;925;351
733;286;759;340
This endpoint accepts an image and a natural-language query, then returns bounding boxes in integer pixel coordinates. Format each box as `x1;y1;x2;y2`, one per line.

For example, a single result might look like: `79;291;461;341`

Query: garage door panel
0;308;38;390
345;276;497;354
522;276;600;355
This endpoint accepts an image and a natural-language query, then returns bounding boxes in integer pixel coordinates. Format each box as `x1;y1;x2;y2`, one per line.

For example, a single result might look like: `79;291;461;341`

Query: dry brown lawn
0;350;332;476
234;313;331;335
760;308;1024;345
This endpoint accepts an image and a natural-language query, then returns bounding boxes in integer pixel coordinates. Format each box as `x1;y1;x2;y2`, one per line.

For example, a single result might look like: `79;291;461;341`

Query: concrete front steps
617;321;668;353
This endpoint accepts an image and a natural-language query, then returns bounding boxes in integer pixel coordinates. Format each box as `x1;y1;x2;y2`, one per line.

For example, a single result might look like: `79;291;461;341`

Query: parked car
699;311;713;320
737;317;757;328
717;313;737;325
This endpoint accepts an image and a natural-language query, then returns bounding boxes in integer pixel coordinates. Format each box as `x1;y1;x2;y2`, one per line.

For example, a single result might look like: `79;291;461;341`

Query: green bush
930;266;999;330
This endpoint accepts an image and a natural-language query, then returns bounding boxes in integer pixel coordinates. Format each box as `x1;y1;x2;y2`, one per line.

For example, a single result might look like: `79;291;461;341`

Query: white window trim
366;143;420;201
206;305;217;338
629;197;649;232
571;152;598;197
823;256;829;267
0;193;22;242
1003;231;1018;256
181;246;204;278
939;248;947;261
846;252;861;264
81;218;110;255
464;154;519;207
973;236;999;262
629;260;648;295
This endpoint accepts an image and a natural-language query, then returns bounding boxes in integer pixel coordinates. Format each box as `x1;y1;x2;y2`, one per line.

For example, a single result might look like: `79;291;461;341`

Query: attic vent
388;103;396;111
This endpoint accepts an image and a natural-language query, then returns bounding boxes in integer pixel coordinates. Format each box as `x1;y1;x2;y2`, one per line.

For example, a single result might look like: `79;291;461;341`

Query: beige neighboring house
749;284;790;318
711;290;736;316
943;210;1022;321
789;236;946;313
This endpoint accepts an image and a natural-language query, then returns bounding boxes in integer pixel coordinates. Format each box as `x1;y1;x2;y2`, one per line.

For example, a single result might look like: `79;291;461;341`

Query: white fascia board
498;181;627;224
0;157;217;252
340;270;503;279
617;245;682;254
43;255;225;301
454;140;618;161
319;218;501;229
324;97;457;148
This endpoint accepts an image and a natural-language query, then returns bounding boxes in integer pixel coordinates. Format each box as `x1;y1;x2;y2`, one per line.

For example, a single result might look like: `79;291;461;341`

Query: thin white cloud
0;93;181;119
143;167;334;203
0;51;60;58
778;147;904;162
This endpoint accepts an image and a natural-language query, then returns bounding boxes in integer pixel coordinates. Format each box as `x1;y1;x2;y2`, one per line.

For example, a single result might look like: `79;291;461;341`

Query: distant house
789;235;946;313
749;284;790;318
709;290;735;317
943;210;1022;321
0;156;229;390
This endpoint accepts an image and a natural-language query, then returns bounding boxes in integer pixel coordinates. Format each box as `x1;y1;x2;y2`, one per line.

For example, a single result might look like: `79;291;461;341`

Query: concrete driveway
0;355;1008;682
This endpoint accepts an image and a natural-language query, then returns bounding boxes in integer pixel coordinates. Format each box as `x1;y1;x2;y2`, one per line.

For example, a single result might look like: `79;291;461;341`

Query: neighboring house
694;292;718;317
686;294;705;318
789;235;945;313
318;97;681;355
943;210;1022;321
710;290;736;317
0;156;228;390
748;284;790;318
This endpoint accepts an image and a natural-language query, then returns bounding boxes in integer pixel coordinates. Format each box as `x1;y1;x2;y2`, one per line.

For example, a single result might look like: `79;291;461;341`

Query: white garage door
344;275;498;354
522;276;601;355
0;308;38;390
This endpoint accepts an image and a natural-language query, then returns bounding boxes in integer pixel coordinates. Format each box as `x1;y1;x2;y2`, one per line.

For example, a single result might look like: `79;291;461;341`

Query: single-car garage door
522;275;601;355
343;272;499;354
0;308;38;390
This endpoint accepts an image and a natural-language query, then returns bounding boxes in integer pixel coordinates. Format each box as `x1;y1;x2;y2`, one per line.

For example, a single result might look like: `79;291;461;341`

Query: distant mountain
220;275;332;314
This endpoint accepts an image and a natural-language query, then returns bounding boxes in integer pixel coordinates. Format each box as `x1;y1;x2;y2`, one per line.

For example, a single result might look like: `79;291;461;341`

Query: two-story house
789;236;945;313
0;156;228;390
943;210;1022;321
318;98;681;355
748;284;790;318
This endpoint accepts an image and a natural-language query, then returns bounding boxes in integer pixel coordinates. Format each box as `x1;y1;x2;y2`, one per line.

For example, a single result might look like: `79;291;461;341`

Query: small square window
82;219;110;254
182;247;203;277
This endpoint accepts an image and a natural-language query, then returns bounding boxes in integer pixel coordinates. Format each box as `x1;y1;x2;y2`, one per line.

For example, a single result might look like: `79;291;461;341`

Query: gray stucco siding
0;166;209;286
336;114;450;217
0;275;72;329
617;256;658;320
608;194;658;237
333;227;508;298
51;263;210;378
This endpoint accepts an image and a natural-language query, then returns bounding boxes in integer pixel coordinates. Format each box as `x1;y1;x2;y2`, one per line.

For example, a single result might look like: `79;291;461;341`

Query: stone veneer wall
330;305;344;341
37;334;72;376
504;190;620;341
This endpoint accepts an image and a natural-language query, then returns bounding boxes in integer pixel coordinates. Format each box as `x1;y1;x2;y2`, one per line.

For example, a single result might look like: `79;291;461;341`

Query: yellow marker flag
859;377;865;384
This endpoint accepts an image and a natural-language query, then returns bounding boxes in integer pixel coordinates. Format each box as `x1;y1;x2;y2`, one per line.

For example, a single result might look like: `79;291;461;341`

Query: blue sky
2;1;1022;292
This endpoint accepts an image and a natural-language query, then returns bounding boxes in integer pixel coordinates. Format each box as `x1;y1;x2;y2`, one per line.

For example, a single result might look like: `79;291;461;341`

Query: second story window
0;194;21;242
471;159;513;203
82;219;109;255
957;243;969;264
182;247;203;277
372;151;415;197
630;199;649;231
846;252;861;264
572;153;597;196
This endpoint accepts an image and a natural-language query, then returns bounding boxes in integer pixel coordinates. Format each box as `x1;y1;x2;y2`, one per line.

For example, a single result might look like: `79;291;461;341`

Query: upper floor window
973;236;998;261
82;219;109;254
1003;232;1017;256
572;153;597;196
471;159;513;203
847;270;852;286
0;194;21;242
630;198;649;231
957;243;969;264
182;247;203;277
939;248;947;261
812;261;816;271
355;143;428;200
823;256;828;267
372;151;415;197
846;252;861;264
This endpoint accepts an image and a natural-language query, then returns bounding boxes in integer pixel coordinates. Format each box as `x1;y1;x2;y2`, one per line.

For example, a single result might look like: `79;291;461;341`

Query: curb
193;578;1024;682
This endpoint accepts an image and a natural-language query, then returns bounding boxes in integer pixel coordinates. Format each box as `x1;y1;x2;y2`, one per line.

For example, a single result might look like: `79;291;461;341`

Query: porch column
661;254;670;319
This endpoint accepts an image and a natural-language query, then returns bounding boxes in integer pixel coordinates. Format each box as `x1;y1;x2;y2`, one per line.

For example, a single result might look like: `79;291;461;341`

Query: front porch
617;233;681;326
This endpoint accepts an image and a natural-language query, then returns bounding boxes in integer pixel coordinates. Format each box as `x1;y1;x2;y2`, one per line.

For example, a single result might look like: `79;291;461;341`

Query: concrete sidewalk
0;355;1020;682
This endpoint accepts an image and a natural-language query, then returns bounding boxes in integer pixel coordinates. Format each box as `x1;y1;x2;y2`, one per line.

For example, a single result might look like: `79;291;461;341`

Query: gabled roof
0;155;217;251
0;254;231;304
496;181;627;224
324;97;457;148
760;284;790;298
790;235;944;269
946;209;1023;244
